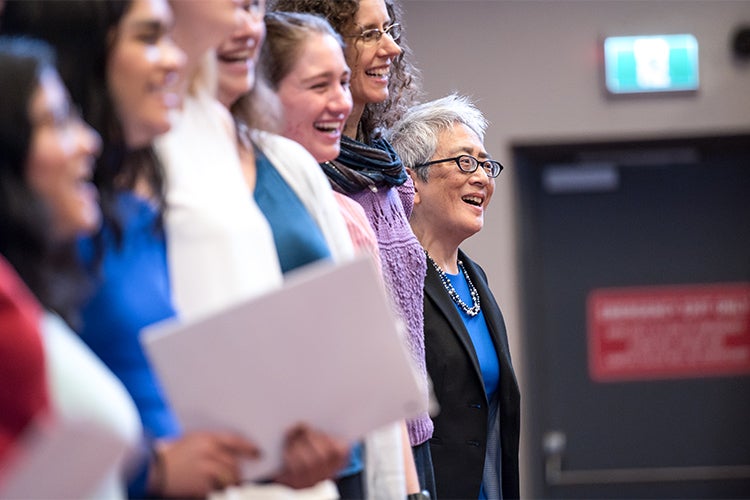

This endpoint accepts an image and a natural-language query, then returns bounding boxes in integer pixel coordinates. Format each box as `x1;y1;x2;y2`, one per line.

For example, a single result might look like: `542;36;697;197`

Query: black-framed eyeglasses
347;23;401;45
416;155;504;178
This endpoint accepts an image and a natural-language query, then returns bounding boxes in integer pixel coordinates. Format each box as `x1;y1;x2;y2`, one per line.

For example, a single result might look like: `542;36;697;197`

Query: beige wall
401;0;750;494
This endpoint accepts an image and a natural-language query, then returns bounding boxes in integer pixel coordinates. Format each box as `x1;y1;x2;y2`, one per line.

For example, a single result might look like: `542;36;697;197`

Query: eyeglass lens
457;155;501;177
361;23;401;44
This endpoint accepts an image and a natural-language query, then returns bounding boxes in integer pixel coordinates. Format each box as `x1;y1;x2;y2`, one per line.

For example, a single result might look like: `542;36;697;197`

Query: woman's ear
406;167;417;187
406;168;421;206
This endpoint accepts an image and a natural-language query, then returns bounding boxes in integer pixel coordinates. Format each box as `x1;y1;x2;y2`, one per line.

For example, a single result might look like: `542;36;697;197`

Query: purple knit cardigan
350;176;433;446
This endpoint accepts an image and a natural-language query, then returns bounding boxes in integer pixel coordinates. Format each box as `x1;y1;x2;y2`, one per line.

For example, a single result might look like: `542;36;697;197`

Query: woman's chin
311;144;341;164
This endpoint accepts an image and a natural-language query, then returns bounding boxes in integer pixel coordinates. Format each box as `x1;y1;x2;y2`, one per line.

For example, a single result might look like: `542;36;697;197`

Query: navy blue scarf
321;135;407;194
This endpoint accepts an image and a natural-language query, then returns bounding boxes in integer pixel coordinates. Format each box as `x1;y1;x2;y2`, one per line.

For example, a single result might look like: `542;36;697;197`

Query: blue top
446;268;500;401
253;149;362;477
253;149;331;274
78;192;180;439
445;267;501;499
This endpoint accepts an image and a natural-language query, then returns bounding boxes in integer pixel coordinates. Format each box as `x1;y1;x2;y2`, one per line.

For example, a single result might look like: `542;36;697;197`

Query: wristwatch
406;491;431;500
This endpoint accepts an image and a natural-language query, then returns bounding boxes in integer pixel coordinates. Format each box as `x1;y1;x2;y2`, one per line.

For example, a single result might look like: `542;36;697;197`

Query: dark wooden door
515;134;750;498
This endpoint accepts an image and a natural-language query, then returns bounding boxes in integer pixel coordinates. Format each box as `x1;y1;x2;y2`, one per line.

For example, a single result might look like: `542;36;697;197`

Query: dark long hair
2;0;167;244
269;0;421;143
0;37;88;327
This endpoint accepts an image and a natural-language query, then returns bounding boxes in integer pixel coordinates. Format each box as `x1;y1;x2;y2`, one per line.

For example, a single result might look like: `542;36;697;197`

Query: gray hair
389;93;488;182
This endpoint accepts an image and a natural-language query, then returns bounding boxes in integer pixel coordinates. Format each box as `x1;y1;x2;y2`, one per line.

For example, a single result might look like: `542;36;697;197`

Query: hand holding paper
141;256;426;481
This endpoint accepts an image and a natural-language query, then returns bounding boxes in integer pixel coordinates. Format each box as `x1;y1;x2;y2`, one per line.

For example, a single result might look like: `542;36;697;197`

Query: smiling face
25;69;102;240
276;32;352;162
107;0;185;148
216;0;266;107
169;0;245;71
345;0;401;109
411;123;495;247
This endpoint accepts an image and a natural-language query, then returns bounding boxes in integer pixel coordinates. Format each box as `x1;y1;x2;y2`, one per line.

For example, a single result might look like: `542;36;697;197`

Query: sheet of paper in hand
141;256;426;481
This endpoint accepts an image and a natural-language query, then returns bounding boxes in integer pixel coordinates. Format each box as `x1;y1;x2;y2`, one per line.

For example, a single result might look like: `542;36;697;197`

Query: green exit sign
603;34;699;95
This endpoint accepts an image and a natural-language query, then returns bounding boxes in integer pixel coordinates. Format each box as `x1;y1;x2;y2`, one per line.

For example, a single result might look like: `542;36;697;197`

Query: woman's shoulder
250;129;309;157
83;192;159;242
0;256;41;318
42;311;142;440
0;255;44;375
333;192;365;214
332;193;373;238
251;129;331;193
113;191;158;220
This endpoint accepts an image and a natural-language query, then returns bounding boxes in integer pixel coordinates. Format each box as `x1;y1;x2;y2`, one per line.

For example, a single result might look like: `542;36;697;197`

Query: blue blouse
78;193;179;440
446;268;500;401
253;149;331;274
445;266;501;499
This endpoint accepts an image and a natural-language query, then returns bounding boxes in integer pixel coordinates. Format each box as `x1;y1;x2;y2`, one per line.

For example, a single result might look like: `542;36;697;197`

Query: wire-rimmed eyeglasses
416;155;504;178
347;23;402;45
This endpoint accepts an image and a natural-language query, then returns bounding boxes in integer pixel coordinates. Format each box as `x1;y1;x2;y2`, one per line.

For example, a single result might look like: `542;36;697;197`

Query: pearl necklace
426;252;481;317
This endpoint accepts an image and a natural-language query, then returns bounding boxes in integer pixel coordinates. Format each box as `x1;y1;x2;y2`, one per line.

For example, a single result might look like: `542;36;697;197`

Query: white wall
401;0;750;494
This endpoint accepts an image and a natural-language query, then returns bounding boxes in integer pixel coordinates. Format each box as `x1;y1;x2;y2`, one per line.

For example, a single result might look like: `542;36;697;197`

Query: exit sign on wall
587;283;750;382
603;34;700;95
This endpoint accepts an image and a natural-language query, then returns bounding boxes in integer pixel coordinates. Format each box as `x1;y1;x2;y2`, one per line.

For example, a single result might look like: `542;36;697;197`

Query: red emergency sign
587;283;750;382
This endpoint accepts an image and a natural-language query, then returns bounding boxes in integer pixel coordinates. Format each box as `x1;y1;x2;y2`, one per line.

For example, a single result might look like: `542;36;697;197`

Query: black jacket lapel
424;256;486;398
459;250;518;390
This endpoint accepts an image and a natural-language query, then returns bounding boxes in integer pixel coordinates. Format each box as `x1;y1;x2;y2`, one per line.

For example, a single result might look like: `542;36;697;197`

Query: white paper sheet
140;256;426;481
0;418;131;499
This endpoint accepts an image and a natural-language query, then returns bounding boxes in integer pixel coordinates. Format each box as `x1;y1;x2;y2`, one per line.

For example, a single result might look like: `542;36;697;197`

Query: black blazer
424;250;520;499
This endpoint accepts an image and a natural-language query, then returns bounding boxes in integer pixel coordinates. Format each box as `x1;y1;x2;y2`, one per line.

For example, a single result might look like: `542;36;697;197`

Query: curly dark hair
269;0;421;143
0;37;90;327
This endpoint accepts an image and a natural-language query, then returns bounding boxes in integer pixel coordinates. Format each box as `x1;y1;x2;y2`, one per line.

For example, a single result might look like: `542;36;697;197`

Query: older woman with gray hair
389;94;521;499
